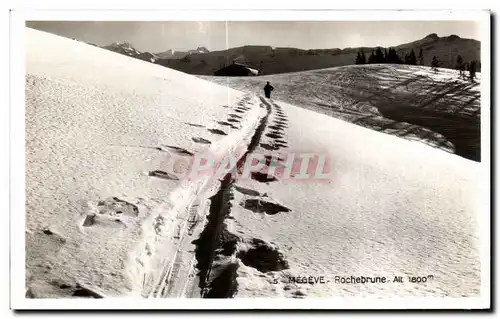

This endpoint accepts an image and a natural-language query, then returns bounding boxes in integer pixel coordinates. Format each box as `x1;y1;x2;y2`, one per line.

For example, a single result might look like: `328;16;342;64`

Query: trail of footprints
232;101;291;211
229;183;306;298
42;97;254;261
30;95;295;298
221;99;304;298
222;184;304;298
259;101;289;152
150;95;254;181
77;95;257;233
245;98;289;184
37;95;299;298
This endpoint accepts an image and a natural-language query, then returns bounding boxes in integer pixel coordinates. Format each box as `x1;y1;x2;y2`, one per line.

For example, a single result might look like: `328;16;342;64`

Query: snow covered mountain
23;27;486;302
155;49;186;59
161;34;480;75
189;46;210;54
155;46;210;59
102;42;159;63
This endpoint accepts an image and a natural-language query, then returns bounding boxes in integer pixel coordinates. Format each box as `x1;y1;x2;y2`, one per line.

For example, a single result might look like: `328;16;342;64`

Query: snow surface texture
227;98;481;298
25;28;482;299
201;64;481;162
25;28;262;298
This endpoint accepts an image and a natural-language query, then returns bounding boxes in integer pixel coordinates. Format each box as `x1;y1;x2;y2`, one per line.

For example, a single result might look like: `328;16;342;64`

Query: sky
26;21;481;53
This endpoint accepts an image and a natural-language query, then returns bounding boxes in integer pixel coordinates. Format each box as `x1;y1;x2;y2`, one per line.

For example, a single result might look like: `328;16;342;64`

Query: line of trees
455;55;480;81
355;47;423;65
428;54;479;82
356;47;480;82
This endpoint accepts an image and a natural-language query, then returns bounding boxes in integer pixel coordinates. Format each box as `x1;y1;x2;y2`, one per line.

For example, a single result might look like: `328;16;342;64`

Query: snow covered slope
225;97;482;298
25;28;263;298
24;27;485;301
201;64;481;162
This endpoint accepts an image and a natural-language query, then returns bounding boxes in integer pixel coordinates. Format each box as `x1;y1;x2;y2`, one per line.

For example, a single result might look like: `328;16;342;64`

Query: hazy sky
26;21;480;53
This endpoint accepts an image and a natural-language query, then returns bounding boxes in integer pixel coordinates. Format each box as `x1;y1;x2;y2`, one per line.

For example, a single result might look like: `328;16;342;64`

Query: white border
10;9;491;310
13;9;491;21
478;10;492;314
12;296;492;310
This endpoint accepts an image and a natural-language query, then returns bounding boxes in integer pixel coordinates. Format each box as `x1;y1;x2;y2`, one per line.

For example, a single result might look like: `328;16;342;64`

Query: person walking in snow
264;81;274;99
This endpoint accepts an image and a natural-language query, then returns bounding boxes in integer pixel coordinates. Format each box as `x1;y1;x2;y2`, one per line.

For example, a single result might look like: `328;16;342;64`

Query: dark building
214;62;259;76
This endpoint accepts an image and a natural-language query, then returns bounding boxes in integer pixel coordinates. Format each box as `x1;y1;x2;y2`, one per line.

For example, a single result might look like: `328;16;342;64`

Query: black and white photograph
9;9;491;310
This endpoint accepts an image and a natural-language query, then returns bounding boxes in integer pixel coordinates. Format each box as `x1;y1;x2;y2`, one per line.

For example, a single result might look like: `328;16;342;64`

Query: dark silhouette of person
264;81;274;99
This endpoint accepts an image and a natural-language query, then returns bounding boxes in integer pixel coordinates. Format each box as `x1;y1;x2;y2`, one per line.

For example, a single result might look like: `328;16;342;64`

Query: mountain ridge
98;33;480;75
154;46;210;59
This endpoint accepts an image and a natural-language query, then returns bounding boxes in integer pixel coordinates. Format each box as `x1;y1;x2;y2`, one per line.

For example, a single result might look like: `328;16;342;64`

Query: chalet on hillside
214;62;259;76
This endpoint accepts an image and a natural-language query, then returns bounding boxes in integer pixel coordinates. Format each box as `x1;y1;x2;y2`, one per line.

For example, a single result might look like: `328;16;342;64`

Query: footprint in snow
82;197;140;228
290;290;307;299
149;170;179;180
251;171;278;183
236;238;289;273
82;213;128;229
72;283;105;298
274;120;288;126
162;145;194;156
234;185;266;197
40;227;67;244
208;128;227;136
240;198;291;215
185;122;204;128
270;128;284;134
274;140;288;148
264;155;284;167
268;124;286;131
216;121;239;129
192;137;211;144
260;143;280;151
96;197;140;217
266;132;283;139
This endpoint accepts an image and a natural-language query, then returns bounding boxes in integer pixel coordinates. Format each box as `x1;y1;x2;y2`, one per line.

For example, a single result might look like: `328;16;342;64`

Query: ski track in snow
25;28;264;298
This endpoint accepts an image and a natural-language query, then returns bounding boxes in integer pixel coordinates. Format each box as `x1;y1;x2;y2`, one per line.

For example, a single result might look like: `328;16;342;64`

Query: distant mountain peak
424;33;439;40
196;46;209;53
446;34;461;40
155;47;209;59
188;47;210;54
101;42;161;63
109;41;133;48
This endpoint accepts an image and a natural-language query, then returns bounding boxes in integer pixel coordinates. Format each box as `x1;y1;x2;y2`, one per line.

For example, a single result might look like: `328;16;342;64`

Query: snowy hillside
24;27;484;300
201;64;481;161
225;98;482;298
25;28;261;298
